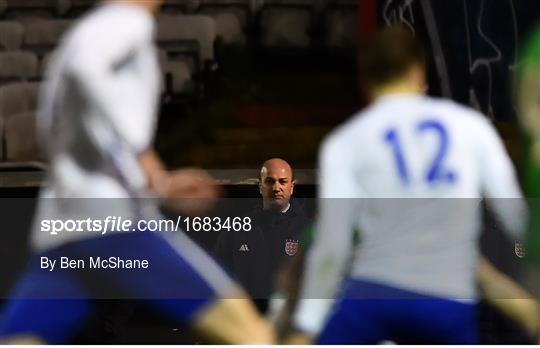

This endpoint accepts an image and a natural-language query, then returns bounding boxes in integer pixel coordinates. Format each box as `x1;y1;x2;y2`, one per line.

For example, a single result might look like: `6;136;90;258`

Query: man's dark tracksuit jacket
215;200;310;311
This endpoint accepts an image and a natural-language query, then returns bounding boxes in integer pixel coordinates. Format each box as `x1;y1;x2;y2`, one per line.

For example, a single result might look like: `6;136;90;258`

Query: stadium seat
198;9;246;44
0;82;40;119
322;0;358;49
4;111;41;161
39;52;54;78
0;83;30;119
259;0;319;48
165;59;193;94
161;0;190;14
159;47;196;73
157;14;217;63
158;49;170;92
0;21;24;50
0;115;3;159
23;19;72;54
0;51;38;83
158;49;193;95
25;81;40;110
197;0;251;44
158;49;169;71
2;0;69;19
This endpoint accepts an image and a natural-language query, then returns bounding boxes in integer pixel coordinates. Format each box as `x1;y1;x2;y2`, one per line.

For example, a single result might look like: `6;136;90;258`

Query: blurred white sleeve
64;11;158;153
477;118;527;240
293;136;363;335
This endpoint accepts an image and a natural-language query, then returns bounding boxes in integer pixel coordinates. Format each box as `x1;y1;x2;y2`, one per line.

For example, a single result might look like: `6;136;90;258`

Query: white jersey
295;94;527;334
31;3;161;251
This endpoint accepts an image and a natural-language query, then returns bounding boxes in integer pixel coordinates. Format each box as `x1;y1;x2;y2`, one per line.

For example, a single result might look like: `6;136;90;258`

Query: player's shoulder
431;97;504;151
425;96;496;133
428;97;486;121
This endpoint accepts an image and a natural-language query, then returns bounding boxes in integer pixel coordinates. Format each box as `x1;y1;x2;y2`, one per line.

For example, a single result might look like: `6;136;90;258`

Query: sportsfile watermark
41;216;183;235
41;215;253;235
0;198;537;300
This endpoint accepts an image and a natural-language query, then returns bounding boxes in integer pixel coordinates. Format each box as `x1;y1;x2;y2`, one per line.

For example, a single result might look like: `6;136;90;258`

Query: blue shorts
317;279;479;344
0;231;235;344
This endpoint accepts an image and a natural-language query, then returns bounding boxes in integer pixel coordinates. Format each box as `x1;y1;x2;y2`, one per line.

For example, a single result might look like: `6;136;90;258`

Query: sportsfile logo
41;216;182;236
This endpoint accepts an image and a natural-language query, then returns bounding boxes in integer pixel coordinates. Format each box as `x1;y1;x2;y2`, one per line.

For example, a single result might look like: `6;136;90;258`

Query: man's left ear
291;180;296;194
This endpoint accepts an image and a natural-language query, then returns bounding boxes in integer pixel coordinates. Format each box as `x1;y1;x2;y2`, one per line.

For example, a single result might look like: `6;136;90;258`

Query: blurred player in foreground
0;0;273;344
516;23;540;343
517;24;540;264
291;26;528;344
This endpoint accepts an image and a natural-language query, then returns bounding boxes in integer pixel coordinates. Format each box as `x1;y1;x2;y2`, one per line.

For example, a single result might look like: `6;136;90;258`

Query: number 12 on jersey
383;119;457;186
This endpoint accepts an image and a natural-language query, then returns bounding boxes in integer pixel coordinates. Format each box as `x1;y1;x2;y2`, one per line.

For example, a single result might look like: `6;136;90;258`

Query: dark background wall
379;0;540;122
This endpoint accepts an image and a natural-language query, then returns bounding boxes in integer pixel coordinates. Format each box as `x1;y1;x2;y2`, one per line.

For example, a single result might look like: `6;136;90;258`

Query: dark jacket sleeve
215;229;233;269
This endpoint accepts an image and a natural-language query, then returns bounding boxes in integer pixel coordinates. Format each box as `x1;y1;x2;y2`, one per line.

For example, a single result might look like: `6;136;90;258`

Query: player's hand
162;168;221;216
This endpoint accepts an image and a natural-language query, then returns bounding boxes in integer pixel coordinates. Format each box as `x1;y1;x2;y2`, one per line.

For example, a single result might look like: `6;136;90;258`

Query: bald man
215;158;310;313
259;158;296;212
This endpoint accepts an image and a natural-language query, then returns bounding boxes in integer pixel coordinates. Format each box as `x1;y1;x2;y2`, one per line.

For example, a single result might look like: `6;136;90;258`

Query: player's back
320;94;523;299
332;94;490;198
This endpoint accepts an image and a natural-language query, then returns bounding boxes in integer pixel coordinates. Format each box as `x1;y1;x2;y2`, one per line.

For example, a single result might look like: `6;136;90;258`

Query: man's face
259;161;295;211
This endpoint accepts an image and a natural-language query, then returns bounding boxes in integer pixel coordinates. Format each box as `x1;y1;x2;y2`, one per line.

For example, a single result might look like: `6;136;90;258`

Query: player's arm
476;118;528;240
477;258;539;338
291;136;361;338
138;149;169;194
138;149;219;215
